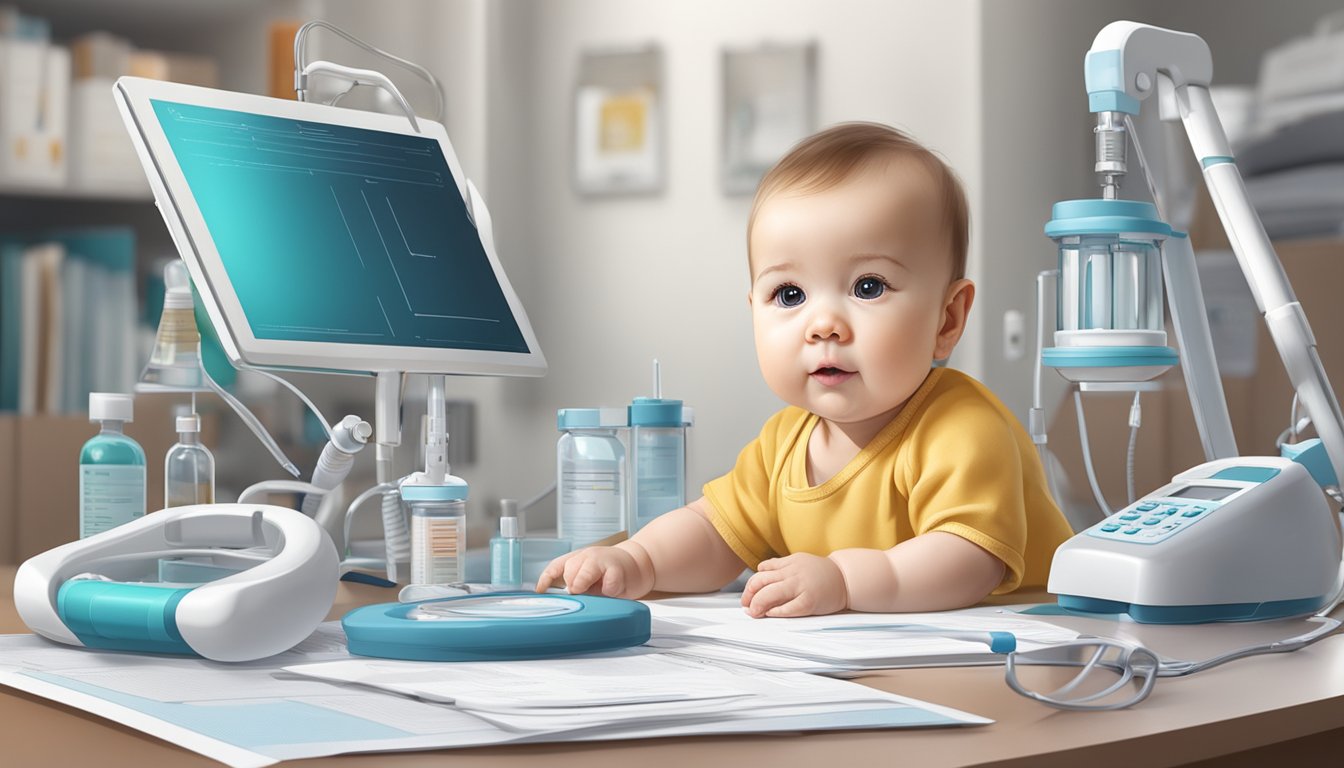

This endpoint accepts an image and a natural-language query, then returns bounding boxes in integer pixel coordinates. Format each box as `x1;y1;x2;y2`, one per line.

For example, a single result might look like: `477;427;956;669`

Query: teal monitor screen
151;99;529;354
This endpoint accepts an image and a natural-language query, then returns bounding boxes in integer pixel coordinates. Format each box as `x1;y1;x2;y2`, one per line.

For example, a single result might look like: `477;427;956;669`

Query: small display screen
1167;485;1238;501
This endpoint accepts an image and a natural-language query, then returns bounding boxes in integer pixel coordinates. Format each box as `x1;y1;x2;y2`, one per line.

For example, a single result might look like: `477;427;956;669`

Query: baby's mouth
810;366;856;385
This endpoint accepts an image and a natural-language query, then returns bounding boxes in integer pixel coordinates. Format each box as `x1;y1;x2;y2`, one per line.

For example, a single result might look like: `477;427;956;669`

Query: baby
537;122;1073;617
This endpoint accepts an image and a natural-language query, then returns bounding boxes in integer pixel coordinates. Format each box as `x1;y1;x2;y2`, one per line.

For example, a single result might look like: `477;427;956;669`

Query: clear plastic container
406;479;468;587
80;393;147;538
165;413;215;508
1056;234;1164;333
557;408;627;547
628;398;687;534
490;501;523;590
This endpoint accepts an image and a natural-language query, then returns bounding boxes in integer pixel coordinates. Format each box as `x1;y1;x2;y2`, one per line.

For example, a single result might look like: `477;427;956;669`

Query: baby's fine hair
748;122;969;282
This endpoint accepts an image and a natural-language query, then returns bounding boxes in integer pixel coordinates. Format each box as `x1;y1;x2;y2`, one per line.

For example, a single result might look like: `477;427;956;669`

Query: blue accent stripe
1057;594;1325;624
1043;346;1179;369
1210;466;1280;483
1085;50;1140;115
1201;155;1235;168
57;580;196;656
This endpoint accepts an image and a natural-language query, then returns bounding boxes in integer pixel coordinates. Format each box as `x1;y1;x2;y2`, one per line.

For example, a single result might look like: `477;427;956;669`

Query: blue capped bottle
79;393;147;538
628;360;691;534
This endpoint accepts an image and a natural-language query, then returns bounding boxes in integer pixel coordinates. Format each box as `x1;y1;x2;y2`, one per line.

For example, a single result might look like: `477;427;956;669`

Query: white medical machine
15;504;338;662
111;36;546;582
1035;22;1344;623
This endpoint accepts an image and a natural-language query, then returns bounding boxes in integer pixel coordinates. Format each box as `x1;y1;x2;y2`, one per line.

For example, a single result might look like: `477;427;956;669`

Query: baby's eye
853;276;887;300
772;284;806;308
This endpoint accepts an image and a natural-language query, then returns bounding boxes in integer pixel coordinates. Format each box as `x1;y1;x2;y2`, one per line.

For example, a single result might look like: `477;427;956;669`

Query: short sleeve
903;397;1029;593
702;410;799;569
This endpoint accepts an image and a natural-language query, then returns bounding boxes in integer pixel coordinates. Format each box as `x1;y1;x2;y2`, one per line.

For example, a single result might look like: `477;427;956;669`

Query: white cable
521;483;557;512
243;365;333;442
293;20;445;123
1126;391;1142;505
238;480;326;505
1124;114;1168;223
1075;389;1112;518
201;362;300;477
344;481;400;559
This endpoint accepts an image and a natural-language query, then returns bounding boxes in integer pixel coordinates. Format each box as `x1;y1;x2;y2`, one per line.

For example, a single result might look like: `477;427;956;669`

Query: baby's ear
934;279;975;360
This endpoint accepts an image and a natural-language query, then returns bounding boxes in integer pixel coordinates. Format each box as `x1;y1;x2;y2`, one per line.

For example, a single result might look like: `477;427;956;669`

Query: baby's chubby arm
535;496;748;599
742;532;1006;617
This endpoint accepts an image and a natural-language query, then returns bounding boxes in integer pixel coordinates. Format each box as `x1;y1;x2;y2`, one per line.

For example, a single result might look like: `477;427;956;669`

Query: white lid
499;516;519;538
176;414;201;433
89;392;134;423
163;259;195;310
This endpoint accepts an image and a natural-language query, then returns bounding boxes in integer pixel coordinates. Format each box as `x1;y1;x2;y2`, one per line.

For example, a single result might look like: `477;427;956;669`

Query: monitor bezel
114;76;546;377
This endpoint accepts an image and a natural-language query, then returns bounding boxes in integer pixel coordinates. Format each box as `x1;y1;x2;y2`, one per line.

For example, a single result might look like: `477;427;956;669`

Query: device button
1163;506;1184;515
1182;508;1204;517
1136;502;1159;511
1124;527;1142;535
1101;523;1122;532
1142;518;1162;526
1119;513;1140;521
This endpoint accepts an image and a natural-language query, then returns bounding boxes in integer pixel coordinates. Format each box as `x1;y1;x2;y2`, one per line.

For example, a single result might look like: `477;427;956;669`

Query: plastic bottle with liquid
165;413;215;508
628;361;690;534
490;499;523;590
79;393;147;538
557;407;627;547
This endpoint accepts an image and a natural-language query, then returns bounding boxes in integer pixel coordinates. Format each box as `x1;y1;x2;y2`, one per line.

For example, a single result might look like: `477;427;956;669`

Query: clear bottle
164;413;215;508
138;260;207;392
557;407;627;547
629;397;688;534
79;393;147;538
490;499;523;591
406;478;468;587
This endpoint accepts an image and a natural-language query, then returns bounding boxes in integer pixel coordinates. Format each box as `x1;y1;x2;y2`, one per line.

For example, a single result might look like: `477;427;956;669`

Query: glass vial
165;414;215;508
406;479;468;587
490;499;523;590
557;407;627;547
80;392;147;538
628;397;687;534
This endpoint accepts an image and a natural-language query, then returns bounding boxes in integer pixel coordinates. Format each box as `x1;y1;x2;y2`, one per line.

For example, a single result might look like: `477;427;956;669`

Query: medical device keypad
1087;498;1220;545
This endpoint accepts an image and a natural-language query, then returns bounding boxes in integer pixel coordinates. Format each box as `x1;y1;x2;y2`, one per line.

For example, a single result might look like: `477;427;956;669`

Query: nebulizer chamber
1042;200;1177;384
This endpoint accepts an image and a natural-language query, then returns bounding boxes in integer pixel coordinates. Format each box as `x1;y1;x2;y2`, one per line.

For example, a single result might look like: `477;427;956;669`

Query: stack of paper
1;622;989;768
283;649;982;736
646;593;1080;674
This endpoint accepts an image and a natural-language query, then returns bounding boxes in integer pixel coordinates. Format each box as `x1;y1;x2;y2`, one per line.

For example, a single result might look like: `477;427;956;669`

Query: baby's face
748;160;956;427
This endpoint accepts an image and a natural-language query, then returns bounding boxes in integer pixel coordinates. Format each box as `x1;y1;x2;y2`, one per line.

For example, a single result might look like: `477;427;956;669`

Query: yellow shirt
703;367;1072;594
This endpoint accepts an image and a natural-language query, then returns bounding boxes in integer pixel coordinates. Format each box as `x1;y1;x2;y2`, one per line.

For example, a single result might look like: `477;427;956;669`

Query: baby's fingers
740;569;784;608
565;556;607;595
745;579;794;618
535;552;577;592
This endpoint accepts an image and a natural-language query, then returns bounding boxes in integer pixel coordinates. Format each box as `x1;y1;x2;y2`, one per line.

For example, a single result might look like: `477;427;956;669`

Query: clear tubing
342;480;402;560
1126;391;1142;505
201;363;299;477
244;365;333;441
1123;114;1167;222
1075;390;1113;519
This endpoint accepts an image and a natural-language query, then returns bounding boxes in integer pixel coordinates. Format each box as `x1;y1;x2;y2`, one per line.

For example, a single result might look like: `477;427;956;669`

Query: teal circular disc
341;593;651;661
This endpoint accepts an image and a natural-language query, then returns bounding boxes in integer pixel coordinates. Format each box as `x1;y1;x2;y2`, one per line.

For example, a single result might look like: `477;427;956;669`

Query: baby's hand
535;546;652;599
741;553;848;618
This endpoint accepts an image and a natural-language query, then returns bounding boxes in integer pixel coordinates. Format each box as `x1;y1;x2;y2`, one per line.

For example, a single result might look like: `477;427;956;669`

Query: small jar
404;478;468;587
